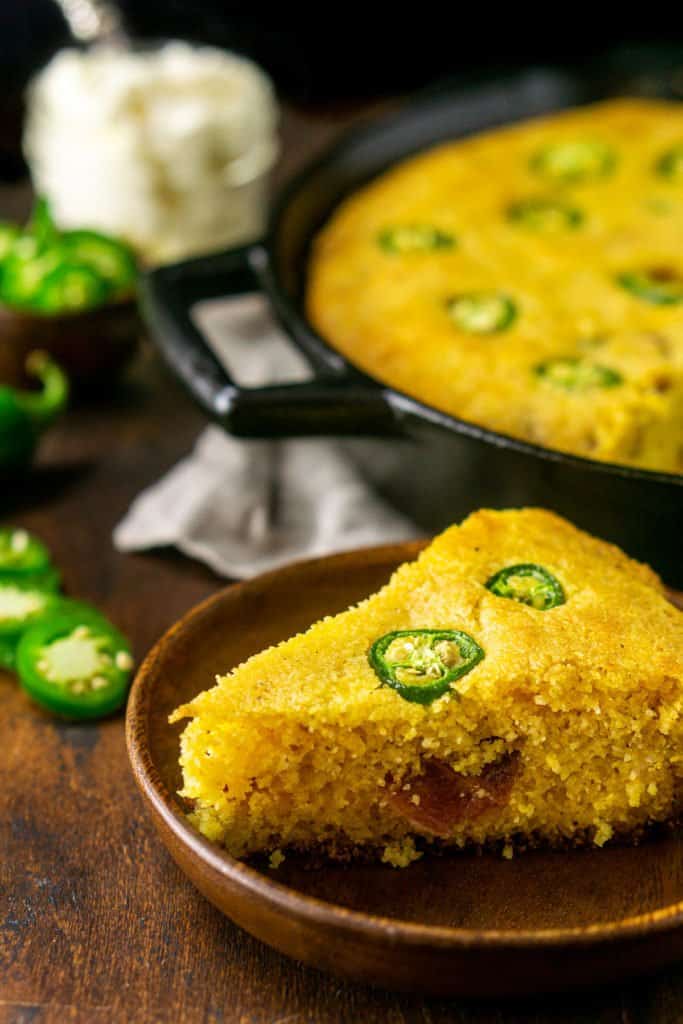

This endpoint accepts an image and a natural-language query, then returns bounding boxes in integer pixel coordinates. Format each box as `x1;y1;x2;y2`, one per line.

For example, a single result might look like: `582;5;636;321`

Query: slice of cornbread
171;509;682;866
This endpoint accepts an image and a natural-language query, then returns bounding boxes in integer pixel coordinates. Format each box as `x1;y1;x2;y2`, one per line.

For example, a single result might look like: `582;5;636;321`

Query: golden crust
307;98;683;473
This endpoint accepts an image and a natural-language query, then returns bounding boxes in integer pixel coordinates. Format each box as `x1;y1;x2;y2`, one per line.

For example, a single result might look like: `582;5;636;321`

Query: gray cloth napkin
113;295;419;577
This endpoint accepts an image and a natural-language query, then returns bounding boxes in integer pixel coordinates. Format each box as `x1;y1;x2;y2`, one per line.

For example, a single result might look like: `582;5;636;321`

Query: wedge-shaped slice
171;509;682;866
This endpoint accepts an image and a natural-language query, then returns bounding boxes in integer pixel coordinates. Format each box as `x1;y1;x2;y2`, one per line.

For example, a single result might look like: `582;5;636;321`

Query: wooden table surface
1;102;681;1024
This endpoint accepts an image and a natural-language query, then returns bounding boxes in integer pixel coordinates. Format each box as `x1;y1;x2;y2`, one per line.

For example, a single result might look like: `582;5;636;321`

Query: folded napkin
114;295;419;577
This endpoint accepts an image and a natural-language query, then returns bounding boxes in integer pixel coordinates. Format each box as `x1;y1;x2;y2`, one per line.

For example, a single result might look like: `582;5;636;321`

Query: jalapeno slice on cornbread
655;144;683;182
530;140;616;183
369;628;484;705
507;197;584;231
617;268;683;305
486;563;565;610
378;225;456;253
535;356;623;391
446;291;517;334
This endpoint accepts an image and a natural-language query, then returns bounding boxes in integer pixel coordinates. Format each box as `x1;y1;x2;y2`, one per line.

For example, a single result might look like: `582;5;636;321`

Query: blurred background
1;2;683;179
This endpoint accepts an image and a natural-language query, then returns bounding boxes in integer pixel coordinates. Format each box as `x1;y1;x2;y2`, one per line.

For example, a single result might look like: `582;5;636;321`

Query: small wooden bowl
126;542;683;997
0;297;141;393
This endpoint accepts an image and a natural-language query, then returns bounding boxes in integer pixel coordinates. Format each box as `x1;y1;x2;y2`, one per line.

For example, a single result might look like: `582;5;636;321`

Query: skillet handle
139;247;400;438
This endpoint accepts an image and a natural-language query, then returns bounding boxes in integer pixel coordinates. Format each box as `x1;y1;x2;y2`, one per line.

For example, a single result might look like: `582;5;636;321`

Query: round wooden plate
126;542;683;997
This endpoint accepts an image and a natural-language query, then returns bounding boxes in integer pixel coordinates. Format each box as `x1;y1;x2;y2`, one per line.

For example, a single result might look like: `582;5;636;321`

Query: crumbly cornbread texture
171;509;682;866
307;99;683;472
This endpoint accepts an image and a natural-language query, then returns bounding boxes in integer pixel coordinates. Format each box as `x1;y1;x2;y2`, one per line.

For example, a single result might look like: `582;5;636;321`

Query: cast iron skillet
140;63;683;587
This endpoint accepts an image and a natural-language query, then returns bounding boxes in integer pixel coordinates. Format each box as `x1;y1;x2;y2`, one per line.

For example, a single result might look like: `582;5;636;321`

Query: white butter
24;42;279;263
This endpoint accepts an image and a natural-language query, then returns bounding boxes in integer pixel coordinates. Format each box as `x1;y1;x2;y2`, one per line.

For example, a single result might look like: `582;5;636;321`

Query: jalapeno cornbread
307;99;683;473
171;509;682;867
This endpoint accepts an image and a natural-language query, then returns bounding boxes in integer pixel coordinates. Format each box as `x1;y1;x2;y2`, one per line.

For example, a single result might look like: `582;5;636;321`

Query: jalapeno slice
507;197;583;231
0;528;52;578
378;225;456;254
60;230;137;295
486;564;565;610
530;140;616;184
16;610;134;720
655;144;683;182
0;578;62;637
535;356;622;391
0;245;62;308
616;268;683;306
0;223;19;261
369;628;484;705
35;263;110;314
447;291;517;334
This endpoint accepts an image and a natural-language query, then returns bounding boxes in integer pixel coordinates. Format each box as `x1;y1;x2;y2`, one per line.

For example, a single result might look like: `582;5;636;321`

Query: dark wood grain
0;102;682;1024
127;543;683;998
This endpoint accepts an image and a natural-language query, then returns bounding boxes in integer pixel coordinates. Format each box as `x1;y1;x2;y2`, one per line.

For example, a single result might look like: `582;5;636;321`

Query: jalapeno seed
530;140;616;183
617;267;683;306
369;628;484;705
535;356;623;391
447;291;517;334
378;225;456;253
486;564;565;610
507;196;583;231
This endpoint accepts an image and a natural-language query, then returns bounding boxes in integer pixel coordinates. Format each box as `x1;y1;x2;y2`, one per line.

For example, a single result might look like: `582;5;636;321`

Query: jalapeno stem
13;352;69;432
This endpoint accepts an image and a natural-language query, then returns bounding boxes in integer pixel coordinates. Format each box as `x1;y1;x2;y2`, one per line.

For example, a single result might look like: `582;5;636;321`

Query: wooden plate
126;542;683;997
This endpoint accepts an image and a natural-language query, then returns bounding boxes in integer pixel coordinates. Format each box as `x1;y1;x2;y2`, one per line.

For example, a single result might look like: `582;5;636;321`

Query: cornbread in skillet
307;99;683;473
170;509;682;866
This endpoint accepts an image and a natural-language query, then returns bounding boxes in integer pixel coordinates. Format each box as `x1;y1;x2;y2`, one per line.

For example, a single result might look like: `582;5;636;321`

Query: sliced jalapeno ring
534;356;623;391
378;225;456;253
617;268;683;306
60;230;137;294
0;222;20;261
447;291;517;334
0;528;51;578
0;578;62;637
369;628;484;705
486;564;565;610
655;144;683;182
0;247;63;308
507;196;583;231
17;610;134;720
36;263;110;314
530;140;616;184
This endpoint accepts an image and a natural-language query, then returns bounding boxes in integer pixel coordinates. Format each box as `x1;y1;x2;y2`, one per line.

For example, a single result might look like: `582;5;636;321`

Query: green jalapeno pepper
534;356;622;391
0;528;61;592
0;528;50;576
0;352;69;475
378;225;456;253
616;268;683;306
0;223;19;262
0;245;63;309
530;140;616;183
507;196;583;231
369;628;484;705
0;578;63;637
59;229;138;294
655;144;683;182
17;609;134;719
35;263;110;314
446;291;517;334
486;564;565;610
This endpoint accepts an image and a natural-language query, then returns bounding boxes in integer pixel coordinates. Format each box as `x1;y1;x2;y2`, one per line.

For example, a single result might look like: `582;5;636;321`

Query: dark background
2;2;683;178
